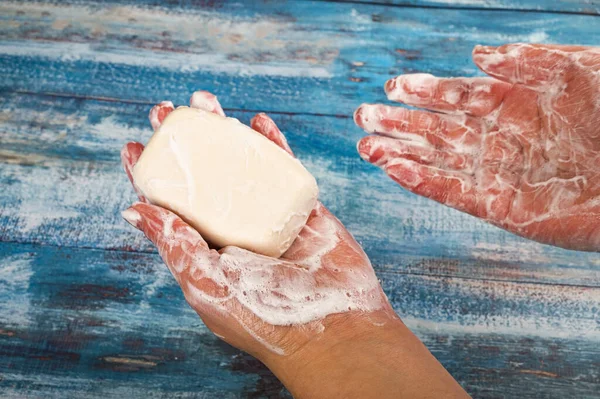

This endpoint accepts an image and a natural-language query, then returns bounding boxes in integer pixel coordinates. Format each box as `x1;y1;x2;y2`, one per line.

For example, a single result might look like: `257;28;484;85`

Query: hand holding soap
132;107;319;257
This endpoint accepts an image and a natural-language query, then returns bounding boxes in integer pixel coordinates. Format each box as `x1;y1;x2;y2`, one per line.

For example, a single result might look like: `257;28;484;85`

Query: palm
356;44;600;251
480;77;600;247
122;93;389;359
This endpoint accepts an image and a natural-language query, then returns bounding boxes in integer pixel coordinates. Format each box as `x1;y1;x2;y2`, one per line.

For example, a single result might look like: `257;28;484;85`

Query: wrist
261;310;468;399
264;310;400;397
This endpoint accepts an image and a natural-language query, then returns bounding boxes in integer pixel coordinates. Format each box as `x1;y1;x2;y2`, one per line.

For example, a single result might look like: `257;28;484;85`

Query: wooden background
1;0;599;397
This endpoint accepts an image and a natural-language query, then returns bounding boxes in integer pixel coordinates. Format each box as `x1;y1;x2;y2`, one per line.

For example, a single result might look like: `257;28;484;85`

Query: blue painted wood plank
0;243;289;398
1;1;599;117
2;2;599;397
1;242;599;397
2;92;600;287
19;0;600;16
317;0;600;15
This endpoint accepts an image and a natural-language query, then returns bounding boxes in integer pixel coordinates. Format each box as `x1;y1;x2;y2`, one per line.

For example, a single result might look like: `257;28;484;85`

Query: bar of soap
132;107;319;257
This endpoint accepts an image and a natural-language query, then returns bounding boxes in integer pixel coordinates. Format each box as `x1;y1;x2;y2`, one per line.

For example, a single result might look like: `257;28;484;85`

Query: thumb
121;202;219;280
472;43;582;88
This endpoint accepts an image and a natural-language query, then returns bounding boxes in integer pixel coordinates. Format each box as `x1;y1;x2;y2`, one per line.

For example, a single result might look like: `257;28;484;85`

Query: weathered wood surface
1;0;600;398
14;0;600;16
317;0;600;15
3;92;600;287
2;1;599;118
1;243;599;397
2;89;599;399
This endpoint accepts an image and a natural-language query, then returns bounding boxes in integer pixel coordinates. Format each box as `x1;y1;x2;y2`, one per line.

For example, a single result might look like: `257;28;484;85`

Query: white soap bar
132;107;319;257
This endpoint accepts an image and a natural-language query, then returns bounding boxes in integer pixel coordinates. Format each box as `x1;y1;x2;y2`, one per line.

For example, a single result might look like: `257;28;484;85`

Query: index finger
121;141;147;202
385;74;511;116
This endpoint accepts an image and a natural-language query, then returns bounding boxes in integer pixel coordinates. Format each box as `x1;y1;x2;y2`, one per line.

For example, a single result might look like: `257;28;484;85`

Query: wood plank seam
3;92;600;289
2;237;598;291
3;2;599;117
318;0;600;16
7;89;353;119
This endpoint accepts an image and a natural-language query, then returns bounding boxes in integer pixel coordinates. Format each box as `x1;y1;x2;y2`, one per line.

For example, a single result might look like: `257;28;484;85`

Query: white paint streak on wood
0;254;33;328
0;1;357;78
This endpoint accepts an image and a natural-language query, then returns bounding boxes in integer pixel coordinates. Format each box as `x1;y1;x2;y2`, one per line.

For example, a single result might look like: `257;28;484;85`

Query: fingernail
190;91;211;108
473;45;497;55
149;101;174;130
357;140;370;161
353;104;366;127
387;74;436;102
357;138;375;162
122;207;142;228
384;78;396;95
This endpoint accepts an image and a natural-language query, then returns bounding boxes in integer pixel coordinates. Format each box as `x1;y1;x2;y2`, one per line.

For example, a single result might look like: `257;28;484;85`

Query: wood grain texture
3;92;600;288
317;0;600;15
16;0;600;15
1;1;599;117
2;0;600;397
1;242;598;398
2;91;599;396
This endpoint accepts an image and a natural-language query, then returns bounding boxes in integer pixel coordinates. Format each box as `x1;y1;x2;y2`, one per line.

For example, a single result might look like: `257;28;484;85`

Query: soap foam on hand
132;106;319;257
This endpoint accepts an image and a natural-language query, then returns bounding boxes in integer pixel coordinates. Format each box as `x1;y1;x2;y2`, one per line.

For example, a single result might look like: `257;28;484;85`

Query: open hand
120;93;469;399
121;92;392;364
355;44;600;251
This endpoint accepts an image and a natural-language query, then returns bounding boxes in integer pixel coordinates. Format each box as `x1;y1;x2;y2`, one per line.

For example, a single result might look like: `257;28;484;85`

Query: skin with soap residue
123;92;389;349
355;44;600;252
121;91;468;398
